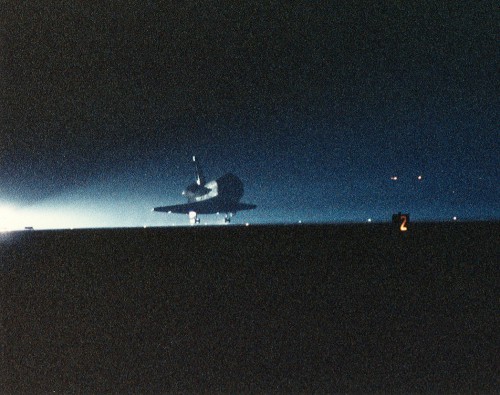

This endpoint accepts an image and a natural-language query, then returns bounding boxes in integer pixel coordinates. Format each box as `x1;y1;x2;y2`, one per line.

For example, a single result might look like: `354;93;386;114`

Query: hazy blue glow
2;147;498;230
1;2;497;228
2;168;497;230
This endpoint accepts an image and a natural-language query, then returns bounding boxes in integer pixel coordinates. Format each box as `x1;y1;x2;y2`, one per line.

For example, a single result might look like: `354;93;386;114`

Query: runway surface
1;222;498;392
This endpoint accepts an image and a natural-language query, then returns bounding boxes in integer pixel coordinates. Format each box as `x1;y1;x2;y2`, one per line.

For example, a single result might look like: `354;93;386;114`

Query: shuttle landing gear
189;211;200;225
224;213;233;223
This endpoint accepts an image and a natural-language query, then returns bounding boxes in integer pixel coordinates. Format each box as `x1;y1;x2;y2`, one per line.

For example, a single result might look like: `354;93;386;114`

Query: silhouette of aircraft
153;156;256;224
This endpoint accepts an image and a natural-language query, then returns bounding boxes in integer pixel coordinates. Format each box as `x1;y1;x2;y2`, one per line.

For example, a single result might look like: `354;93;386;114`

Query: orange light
400;215;408;232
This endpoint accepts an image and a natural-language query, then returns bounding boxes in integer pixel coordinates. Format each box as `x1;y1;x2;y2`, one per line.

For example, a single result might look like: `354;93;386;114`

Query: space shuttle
153;156;256;224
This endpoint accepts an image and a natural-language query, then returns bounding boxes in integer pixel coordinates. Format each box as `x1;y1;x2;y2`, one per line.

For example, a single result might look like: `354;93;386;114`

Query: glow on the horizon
0;201;140;230
6;206;97;230
0;205;17;231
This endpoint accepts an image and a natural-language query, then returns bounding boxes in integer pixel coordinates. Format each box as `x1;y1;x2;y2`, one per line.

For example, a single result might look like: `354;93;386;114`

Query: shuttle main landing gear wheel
224;213;233;223
189;211;200;225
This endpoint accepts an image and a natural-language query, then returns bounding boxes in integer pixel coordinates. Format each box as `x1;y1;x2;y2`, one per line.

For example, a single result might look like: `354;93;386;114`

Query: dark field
1;222;498;393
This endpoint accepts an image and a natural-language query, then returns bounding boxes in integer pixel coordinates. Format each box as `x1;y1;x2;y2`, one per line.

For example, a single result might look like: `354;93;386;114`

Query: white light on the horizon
0;205;17;231
1;203;114;230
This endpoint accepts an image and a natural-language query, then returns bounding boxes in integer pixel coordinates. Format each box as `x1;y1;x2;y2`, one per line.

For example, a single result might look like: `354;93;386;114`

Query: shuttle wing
153;199;256;215
153;202;206;214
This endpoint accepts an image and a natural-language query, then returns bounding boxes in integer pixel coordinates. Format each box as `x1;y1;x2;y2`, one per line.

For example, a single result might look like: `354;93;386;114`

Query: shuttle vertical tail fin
193;156;205;186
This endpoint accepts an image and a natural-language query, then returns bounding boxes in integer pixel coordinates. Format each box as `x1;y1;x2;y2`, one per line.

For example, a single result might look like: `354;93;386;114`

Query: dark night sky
1;1;498;228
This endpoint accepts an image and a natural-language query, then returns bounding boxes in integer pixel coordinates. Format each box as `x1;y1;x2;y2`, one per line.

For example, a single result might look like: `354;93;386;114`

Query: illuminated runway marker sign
392;212;409;232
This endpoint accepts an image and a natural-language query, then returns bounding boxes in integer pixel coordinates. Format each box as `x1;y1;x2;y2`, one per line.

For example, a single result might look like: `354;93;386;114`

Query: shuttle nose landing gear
189;211;200;225
224;213;233;223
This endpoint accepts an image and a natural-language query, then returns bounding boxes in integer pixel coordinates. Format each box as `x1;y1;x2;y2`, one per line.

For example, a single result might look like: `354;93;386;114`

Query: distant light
143;225;147;228
453;216;457;221
417;175;422;180
367;218;372;222
245;223;249;226
390;176;398;181
0;205;16;231
0;205;14;214
298;220;302;224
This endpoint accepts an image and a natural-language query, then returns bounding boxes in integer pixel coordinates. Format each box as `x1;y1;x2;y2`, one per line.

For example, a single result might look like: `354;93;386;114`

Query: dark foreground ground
1;222;498;393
